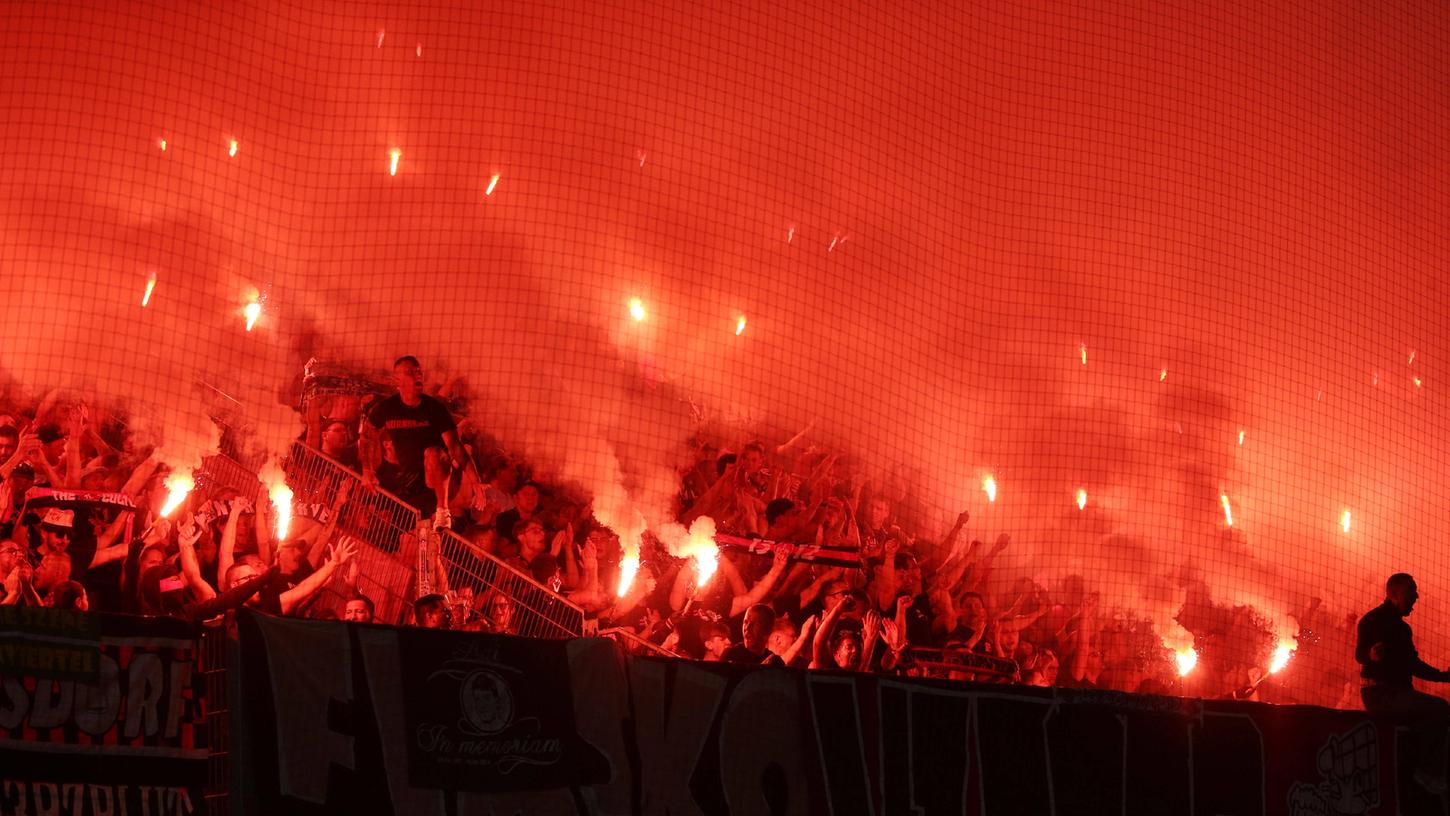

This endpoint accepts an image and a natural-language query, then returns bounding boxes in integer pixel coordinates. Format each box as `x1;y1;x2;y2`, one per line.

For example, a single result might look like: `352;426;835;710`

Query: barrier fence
430;528;586;638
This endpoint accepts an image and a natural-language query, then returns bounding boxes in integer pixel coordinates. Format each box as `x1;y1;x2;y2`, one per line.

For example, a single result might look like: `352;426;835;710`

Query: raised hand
956;509;971;527
328;538;358;566
991;532;1011;555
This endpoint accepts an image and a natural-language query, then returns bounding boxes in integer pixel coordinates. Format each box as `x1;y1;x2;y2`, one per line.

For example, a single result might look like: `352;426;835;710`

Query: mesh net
0;1;1447;708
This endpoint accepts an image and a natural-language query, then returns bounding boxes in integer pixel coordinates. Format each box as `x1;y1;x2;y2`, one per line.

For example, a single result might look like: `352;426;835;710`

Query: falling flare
141;271;158;307
1372;372;1379;387
1220;494;1233;527
485;174;500;196
159;472;195;519
270;482;294;542
1414;377;1423;388
1175;648;1198;677
786;226;795;244
1238;430;1245;446
636;149;647;168
1076;488;1087;511
1269;643;1295;674
228;139;238;158
1080;343;1087;365
243;300;262;331
827;234;839;252
157;138;167;152
735;315;747;336
982;475;997;503
628;297;647;322
376;30;385;48
1159;368;1168;382
389;148;401;176
415;43;422;57
1409;350;1417;365
1341;509;1352;534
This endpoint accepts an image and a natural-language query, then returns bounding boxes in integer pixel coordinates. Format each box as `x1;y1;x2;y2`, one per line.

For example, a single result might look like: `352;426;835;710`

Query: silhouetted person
1356;573;1449;793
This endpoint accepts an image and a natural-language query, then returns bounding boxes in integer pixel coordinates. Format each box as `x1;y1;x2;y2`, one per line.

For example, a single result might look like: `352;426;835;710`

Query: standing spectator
360;356;464;529
495;481;543;542
319;420;361;470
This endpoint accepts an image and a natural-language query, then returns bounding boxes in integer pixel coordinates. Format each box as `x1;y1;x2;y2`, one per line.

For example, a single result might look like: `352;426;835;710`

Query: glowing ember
1238;429;1245;445
141;271;157;307
415;43;422;57
243;300;262;331
735;315;747;336
786;226;795;243
982;475;997;503
1341;509;1352;534
628;297;647;322
228;139;238;157
1409;350;1417;365
1269;643;1294;674
270;482;294;541
1080;343;1087;365
157;138;167;152
1414;376;1423;388
827;233;839;252
616;553;640;597
376;30;385;48
1220;493;1233;526
159;472;194;518
1076;488;1087;510
636;149;647;168
1175;648;1198;677
485;174;500;196
1159;368;1168;382
389;148;401;176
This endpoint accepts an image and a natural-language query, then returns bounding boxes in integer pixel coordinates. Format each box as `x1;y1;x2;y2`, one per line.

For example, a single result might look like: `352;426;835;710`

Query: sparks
1268;643;1294;674
694;548;719;587
735;315;747;336
244;300;262;331
270;482;294;542
485;174;500;196
827;234;839;253
228;139;238;158
786;226;795;244
982;475;997;503
616;553;640;597
157;138;167;152
1341;509;1352;534
1159;368;1168;382
376;30;385;48
1080;344;1087;365
1076;488;1087;510
1409;350;1417;365
1238;429;1245;445
1372;371;1379;386
159;472;195;519
628;297;647;322
1220;493;1233;527
388;148;401;176
415;43;422;57
1175;648;1198;677
636;149;647;168
1414;376;1423;388
141;271;157;307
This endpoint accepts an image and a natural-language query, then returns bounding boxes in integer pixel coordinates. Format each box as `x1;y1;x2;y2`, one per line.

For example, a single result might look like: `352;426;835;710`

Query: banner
234;609;1439;815
0;613;206;816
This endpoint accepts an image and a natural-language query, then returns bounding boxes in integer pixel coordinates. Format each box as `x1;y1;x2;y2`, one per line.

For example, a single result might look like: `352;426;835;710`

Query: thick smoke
0;2;1446;703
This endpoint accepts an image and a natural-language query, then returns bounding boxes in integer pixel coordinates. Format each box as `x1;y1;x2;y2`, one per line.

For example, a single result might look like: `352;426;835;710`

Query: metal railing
430;528;586;638
198;619;229;816
598;626;680;658
283;442;421;625
196;453;261;501
907;647;1020;683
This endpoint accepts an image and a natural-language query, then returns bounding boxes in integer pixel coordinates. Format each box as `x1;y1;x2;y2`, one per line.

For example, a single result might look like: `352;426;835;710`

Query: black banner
234;609;1436;815
0;613;206;816
398;630;606;791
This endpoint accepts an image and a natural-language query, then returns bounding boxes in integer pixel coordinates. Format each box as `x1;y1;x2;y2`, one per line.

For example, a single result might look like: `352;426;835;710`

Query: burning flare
389;148;401;176
157;138;167;152
1175;648;1198;677
616;553;640;597
1076;488;1087;511
243;299;262;331
1269;643;1295;674
982;475;997;503
141;271;157;307
270;482;294;542
628;297;647;322
1220;493;1233;527
159;472;195;519
485;174;500;196
1159;368;1168;382
1080;343;1087;365
735;315;747;336
1238;429;1245;446
1341;509;1352;534
228;139;238;158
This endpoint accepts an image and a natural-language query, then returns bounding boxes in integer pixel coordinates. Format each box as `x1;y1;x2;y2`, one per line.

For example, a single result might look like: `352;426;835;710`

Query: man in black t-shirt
360;356;465;528
720;604;785;667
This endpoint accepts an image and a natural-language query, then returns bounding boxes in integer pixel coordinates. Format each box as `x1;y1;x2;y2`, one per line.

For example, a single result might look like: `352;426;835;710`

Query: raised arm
780;614;819;666
176;516;217;601
729;550;789;618
216;502;242;590
279;538;357;616
810;595;850;669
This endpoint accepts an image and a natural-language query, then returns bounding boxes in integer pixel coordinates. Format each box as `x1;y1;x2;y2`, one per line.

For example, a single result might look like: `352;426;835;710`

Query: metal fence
196;453;261;501
283;442;421;625
198;619;230;816
430;528;586;638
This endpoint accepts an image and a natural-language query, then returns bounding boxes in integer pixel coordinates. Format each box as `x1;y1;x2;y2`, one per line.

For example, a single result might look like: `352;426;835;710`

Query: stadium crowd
0;357;1361;708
